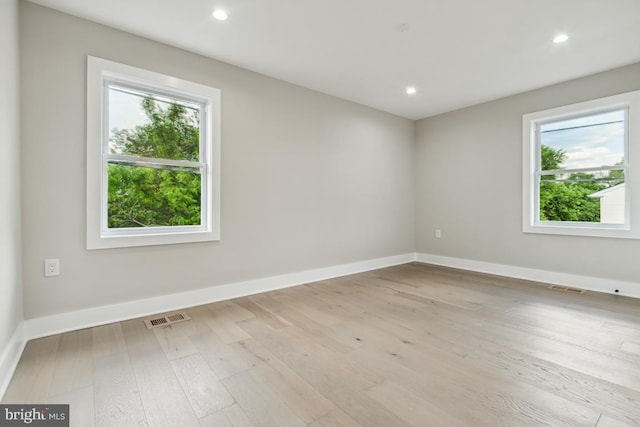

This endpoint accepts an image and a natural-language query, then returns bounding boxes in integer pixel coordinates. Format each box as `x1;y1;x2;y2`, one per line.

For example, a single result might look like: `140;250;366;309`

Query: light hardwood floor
4;262;640;426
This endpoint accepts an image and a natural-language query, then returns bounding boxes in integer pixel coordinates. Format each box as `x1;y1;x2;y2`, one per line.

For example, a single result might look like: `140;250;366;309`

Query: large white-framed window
87;56;221;249
522;90;640;239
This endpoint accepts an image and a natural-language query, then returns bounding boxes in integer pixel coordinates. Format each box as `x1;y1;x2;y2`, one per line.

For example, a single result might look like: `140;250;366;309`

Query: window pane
539;175;625;224
540;110;625;170
108;85;201;161
107;163;201;228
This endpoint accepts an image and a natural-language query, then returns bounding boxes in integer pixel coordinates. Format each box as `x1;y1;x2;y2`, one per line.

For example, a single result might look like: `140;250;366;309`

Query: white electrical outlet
44;258;60;277
435;229;442;239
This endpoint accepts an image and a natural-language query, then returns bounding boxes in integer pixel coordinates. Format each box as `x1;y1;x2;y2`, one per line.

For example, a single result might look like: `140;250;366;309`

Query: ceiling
27;0;640;120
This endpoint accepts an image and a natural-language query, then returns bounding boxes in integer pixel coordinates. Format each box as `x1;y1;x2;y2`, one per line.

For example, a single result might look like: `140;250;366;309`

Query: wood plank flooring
3;262;640;426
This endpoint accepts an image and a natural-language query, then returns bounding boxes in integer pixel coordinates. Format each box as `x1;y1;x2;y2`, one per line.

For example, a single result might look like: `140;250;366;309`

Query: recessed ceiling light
213;9;228;21
406;86;417;95
553;33;569;44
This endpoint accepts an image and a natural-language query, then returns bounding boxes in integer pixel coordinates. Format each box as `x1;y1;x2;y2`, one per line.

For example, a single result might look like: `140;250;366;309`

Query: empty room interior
2;0;640;425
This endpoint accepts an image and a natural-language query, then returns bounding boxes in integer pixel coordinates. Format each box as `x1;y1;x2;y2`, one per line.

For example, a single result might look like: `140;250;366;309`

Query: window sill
523;222;639;239
87;229;220;250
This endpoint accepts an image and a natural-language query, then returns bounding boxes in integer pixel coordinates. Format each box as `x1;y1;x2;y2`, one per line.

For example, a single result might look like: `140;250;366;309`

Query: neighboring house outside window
589;183;626;224
86;57;221;249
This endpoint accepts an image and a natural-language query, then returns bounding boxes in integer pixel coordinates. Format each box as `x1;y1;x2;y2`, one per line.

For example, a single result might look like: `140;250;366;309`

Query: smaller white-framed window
522;90;640;239
87;56;221;249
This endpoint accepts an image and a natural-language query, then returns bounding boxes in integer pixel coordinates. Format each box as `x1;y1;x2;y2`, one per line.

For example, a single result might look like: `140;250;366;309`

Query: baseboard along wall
23;253;416;340
2;251;638;401
0;323;26;400
415;253;640;300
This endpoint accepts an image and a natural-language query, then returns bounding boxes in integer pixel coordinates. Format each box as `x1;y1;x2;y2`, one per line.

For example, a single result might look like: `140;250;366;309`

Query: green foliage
107;98;201;228
538;145;624;222
605;163;625;187
539;176;601;222
540;144;565;172
110;99;199;161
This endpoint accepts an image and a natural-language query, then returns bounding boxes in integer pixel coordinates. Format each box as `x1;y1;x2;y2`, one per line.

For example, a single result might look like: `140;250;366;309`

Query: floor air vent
144;311;191;329
548;285;586;294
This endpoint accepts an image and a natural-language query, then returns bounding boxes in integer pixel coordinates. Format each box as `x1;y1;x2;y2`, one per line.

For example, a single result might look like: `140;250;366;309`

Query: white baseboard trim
0;322;26;400
23;253;416;340
416;253;640;299
14;250;636;400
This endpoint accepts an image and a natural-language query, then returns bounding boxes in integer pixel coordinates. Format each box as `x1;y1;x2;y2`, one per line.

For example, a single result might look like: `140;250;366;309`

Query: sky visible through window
108;86;200;156
109;87;149;135
540;110;625;170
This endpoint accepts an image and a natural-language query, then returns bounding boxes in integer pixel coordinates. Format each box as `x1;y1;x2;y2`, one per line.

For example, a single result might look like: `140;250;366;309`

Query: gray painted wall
0;0;23;351
416;62;640;283
20;3;415;319
19;2;640;321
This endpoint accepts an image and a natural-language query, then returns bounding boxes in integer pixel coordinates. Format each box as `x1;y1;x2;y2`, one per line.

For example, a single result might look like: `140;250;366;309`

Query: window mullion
539;165;625;175
106;154;204;169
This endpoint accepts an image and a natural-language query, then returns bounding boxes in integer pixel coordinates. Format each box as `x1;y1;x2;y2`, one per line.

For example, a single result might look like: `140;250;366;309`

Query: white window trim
522;90;640;239
87;56;221;249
